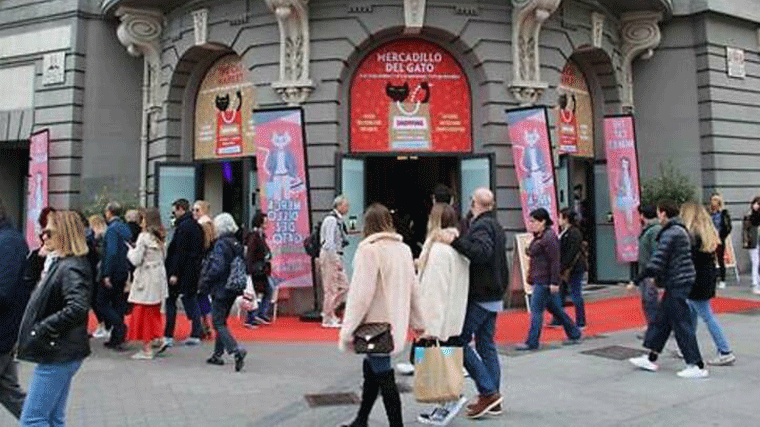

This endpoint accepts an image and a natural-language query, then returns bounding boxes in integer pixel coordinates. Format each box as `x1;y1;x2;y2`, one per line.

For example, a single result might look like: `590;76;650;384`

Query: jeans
688;299;732;355
552;271;586;327
639;278;659;325
246;276;275;322
644;293;703;366
20;359;82;427
365;354;391;374
164;292;203;339
96;279;127;343
459;303;499;396
750;246;760;286
527;284;581;348
212;295;240;356
0;351;25;419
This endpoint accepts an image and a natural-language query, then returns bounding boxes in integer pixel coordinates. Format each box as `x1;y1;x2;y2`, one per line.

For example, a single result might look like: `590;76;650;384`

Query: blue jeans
552;271;586;327
246;277;275;322
459;303;499;395
212;295;241;356
20;359;83;427
164;292;203;339
527;284;581;348
688;299;732;355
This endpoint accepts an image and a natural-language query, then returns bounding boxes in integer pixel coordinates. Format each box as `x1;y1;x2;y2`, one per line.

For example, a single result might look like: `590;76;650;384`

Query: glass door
594;163;629;282
459;154;494;215
154;163;200;242
337;155;365;281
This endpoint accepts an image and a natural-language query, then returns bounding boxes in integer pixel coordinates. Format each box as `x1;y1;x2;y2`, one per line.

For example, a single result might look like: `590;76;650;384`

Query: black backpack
303;213;338;258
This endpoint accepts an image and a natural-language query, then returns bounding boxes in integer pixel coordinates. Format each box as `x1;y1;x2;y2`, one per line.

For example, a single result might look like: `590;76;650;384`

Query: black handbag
353;322;394;354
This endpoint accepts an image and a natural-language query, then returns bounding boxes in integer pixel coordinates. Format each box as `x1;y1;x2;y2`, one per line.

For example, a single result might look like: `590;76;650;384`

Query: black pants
90;280;105;325
164;288;203;339
716;242;726;282
96;279;127;343
644;293;703;366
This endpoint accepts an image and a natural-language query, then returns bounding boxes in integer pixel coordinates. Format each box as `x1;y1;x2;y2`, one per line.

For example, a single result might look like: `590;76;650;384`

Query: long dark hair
560;207;579;228
141;208;166;244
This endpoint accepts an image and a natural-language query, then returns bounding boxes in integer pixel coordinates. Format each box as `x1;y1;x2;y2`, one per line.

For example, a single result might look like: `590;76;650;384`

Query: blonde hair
200;221;215;250
681;202;719;253
194;200;210;216
49;211;89;257
88;214;107;236
710;193;723;211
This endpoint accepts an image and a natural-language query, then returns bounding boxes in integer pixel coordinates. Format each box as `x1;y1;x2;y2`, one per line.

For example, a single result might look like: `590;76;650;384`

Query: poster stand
511;233;534;312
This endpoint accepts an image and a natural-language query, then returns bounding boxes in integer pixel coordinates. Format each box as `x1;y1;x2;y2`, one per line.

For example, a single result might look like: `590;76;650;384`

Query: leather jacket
17;256;92;364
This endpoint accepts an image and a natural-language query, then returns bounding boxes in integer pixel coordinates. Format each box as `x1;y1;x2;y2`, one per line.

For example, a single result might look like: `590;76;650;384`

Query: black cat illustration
215;90;242;112
386;82;409;102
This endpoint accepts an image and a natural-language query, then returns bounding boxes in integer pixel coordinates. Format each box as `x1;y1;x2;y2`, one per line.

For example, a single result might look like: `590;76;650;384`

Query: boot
376;369;404;427
341;359;379;427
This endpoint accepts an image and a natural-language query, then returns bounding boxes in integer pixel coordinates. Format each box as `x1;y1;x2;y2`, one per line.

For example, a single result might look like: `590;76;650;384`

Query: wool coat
127;232;169;305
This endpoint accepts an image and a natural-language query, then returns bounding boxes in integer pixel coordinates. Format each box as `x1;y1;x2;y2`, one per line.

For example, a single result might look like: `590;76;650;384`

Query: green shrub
81;186;139;219
640;161;696;208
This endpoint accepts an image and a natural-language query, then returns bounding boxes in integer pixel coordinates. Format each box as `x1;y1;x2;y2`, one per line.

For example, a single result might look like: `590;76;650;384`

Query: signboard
720;237;737;269
195;55;256;159
556;61;594;157
350;38;471;152
505;106;559;230
26;129;49;249
254;108;312;289
726;47;746;79
603;115;641;263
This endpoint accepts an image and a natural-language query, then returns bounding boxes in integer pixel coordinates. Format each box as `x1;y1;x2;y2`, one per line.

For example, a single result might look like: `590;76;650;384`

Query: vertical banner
505;107;559;229
26;130;49;249
604;115;641;262
253;108;312;288
556;61;594;157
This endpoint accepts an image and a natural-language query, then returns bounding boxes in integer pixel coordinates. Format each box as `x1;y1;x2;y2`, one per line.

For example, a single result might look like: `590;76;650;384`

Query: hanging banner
556;61;594;157
254;108;312;289
350;38;472;152
604;115;641;263
26;129;49;250
195;54;256;159
505;107;559;230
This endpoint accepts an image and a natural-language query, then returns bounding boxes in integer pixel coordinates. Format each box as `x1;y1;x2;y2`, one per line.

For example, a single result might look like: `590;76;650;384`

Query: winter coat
17;256;92;364
0;220;31;353
688;235;717;301
637;218;696;298
246;228;271;292
528;227;561;286
127;232;169;305
450;210;509;303
742;210;760;249
714;209;732;241
165;212;204;294
339;232;424;355
199;234;244;300
101;217;132;282
560;225;585;276
638;220;662;266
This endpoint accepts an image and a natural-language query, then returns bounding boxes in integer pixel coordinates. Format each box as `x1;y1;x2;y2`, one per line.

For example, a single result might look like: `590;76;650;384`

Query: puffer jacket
637;218;695;298
17;256;92;364
688;234;717;301
199;234;244;300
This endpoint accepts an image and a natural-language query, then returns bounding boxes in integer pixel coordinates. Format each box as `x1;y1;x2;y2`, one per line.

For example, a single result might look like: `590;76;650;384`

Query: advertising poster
253;108;312;288
556;61;594;157
604;115;641;263
195;55;256;159
505;107;559;230
350;38;471;152
26;129;49;250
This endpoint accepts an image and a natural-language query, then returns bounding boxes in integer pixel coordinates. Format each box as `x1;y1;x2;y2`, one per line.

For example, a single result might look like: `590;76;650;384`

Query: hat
530;208;554;226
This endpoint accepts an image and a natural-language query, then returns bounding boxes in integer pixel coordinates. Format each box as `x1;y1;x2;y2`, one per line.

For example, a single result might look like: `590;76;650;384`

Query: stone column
620;11;663;113
265;0;315;105
404;0;427;34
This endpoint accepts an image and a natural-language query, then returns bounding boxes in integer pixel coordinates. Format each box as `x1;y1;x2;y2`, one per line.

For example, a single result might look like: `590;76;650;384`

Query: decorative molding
348;4;373;13
454;5;479;16
265;0;314;105
592;11;605;48
192;8;208;46
42;52;66;86
508;0;562;105
620;11;662;113
115;7;163;108
404;0;426;34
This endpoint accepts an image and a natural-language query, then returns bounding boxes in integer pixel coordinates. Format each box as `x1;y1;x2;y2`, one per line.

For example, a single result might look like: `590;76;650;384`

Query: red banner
505;107;559;230
26;130;49;250
604;115;641;262
350;39;471;152
254;109;312;288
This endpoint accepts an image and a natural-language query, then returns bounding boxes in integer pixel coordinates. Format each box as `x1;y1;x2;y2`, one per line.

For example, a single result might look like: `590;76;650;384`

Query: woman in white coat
415;203;470;425
339;203;424;427
126;208;169;360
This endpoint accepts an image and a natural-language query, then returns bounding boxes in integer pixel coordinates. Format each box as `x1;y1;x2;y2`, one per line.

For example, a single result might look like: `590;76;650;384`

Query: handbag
353;322;394;354
413;341;464;403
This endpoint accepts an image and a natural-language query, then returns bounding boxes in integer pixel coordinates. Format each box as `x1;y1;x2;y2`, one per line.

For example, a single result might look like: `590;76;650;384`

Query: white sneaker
629;355;658;372
92;324;107;338
677;365;708;378
708;353;736;366
182;337;201;346
162;337;175;347
753;286;760;295
717;281;726;289
396;362;415;376
131;350;154;360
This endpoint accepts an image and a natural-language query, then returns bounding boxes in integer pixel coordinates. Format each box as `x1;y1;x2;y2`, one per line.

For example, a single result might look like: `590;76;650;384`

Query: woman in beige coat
126;209;169;360
339;203;423;427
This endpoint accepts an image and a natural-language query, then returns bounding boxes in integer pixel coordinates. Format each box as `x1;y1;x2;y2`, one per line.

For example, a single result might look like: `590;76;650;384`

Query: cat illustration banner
254;108;313;289
350;38;472;152
604;115;641;263
26;129;49;250
505;107;559;231
194;54;256;159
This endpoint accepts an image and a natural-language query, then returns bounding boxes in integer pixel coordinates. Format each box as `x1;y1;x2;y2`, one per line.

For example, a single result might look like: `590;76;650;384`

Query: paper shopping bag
413;343;464;403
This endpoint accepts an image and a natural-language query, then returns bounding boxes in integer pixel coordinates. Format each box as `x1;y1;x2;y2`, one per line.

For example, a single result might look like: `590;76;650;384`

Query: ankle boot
376;369;404;427
342;359;379;427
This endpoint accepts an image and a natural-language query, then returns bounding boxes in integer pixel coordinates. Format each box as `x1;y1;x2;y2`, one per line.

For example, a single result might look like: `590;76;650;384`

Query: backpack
303;212;337;258
225;255;248;295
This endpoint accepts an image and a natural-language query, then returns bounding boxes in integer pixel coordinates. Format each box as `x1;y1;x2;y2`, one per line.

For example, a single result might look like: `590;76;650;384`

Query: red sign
350;39;471;152
505;107;559;231
26;130;49;250
254;109;313;288
604;115;641;263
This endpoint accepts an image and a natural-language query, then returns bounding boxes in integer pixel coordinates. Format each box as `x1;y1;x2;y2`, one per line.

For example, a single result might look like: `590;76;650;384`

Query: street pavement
2;285;759;427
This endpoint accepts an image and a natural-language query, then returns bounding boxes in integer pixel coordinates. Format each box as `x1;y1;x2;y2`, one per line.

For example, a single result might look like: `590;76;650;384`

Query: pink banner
604;115;641;262
26;130;49;250
505;107;559;230
254;109;313;288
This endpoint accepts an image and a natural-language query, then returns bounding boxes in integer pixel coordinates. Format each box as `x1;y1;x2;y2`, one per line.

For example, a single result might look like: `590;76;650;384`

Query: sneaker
396;362;415;376
131;350;154;360
438;396;468;424
629;355;658;372
417;406;445;425
462;367;470;378
717;281;726;289
677;365;709;378
243;322;260;329
92;324;109;339
562;337;582;345
514;343;538;351
488;403;503;415
466;393;502;419
182;337;201;346
206;355;224;365
708;353;736;366
254;315;271;325
234;349;247;372
162;337;175;348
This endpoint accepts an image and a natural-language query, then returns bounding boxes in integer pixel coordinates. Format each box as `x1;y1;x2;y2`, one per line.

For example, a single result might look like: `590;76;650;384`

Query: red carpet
90;296;760;344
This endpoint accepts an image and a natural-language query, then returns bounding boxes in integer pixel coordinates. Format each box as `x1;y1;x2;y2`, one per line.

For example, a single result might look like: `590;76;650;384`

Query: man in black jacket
440;188;508;419
0;198;30;419
163;199;205;347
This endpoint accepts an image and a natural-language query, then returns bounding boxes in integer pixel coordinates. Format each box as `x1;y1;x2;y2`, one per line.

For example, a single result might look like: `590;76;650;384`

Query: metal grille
304;393;360;408
580;345;647;361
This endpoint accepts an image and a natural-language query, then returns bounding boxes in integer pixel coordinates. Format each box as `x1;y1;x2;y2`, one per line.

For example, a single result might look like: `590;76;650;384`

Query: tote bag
413;342;464;403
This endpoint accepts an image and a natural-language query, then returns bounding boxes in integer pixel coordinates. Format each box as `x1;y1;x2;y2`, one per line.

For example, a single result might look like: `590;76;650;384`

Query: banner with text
26;129;49;250
254;108;312;288
350;38;472;152
556;61;594;157
506;107;559;230
604;115;641;263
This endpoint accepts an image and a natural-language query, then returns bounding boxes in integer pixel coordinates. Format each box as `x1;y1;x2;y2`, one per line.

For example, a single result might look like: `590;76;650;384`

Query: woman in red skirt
126;208;168;359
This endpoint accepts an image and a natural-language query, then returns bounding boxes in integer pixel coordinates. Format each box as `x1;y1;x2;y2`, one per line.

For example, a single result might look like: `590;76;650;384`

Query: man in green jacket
636;205;662;325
